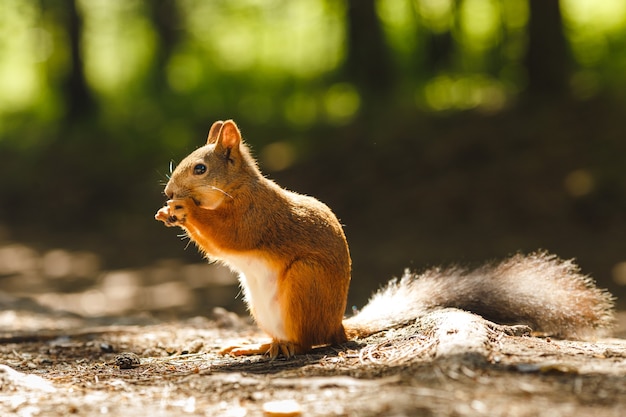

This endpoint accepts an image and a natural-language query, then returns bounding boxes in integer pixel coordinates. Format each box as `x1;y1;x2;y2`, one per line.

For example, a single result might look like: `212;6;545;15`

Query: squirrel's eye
193;164;207;175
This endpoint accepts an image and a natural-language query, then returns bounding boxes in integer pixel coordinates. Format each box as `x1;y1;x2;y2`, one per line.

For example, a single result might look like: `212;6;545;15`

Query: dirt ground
1;298;626;417
1;237;625;417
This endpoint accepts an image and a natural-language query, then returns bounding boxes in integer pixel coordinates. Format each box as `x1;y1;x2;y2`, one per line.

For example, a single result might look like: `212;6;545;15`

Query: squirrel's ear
207;120;224;144
217;120;242;150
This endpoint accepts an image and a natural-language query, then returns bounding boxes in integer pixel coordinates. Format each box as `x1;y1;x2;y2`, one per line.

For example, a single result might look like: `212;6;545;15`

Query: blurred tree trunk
344;0;393;100
524;0;570;98
423;30;454;77
145;0;180;91
51;0;96;120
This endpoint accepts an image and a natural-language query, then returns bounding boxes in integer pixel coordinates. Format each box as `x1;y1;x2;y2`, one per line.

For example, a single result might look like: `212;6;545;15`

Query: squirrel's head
164;120;257;210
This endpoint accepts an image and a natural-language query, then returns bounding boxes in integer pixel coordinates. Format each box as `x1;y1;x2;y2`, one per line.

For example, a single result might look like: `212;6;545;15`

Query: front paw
154;199;189;227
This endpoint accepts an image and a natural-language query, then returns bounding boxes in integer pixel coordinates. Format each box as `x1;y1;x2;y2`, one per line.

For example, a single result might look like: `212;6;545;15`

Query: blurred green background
0;0;625;320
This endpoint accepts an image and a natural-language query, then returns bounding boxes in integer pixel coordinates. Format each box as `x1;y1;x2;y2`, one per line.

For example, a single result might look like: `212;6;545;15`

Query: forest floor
1;231;625;416
1;298;626;417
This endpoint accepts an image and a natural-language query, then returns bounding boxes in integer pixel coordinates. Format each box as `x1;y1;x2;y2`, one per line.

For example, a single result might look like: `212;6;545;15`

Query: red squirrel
155;120;614;358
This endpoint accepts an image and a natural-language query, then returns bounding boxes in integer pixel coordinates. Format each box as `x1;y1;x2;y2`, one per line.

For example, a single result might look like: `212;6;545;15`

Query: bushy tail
344;252;615;340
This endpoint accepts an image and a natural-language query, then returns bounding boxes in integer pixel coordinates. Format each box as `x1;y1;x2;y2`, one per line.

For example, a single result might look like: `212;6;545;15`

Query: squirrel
155;119;615;358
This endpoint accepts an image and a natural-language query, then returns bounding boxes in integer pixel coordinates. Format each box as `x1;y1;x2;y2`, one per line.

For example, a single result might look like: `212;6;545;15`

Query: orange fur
157;120;350;357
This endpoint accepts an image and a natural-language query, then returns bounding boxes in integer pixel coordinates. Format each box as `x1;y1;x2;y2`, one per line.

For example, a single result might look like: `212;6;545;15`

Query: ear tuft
217;120;242;150
207;120;224;144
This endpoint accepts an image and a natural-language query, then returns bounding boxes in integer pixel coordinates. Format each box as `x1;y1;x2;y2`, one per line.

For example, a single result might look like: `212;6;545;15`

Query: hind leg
220;340;304;359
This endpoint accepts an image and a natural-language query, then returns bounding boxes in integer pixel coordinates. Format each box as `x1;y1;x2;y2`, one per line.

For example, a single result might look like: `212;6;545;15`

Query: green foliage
1;0;625;133
0;0;625;290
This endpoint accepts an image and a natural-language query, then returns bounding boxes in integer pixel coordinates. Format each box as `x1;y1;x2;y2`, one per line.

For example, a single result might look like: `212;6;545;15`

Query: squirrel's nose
164;183;174;199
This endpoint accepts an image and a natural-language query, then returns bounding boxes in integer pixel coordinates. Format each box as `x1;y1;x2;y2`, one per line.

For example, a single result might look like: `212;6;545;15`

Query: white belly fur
222;253;287;341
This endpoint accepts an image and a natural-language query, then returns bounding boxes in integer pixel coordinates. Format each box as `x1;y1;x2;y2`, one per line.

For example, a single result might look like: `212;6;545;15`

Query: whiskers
155;161;175;186
200;184;234;201
155;171;171;186
176;231;195;250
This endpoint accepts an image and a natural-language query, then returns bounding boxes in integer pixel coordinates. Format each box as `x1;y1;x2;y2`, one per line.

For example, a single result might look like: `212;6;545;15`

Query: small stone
100;343;114;353
114;352;141;369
